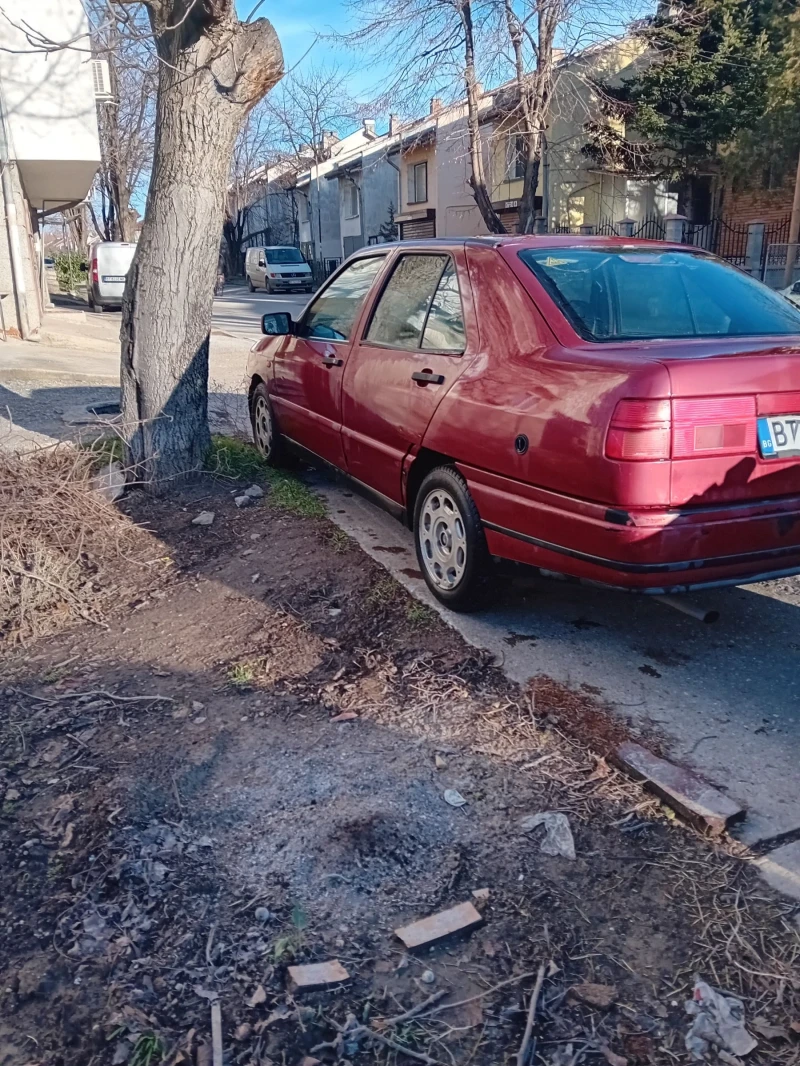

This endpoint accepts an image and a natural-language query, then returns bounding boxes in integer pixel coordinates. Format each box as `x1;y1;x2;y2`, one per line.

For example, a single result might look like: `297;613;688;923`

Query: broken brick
615;742;745;836
395;901;483;950
287;960;350;991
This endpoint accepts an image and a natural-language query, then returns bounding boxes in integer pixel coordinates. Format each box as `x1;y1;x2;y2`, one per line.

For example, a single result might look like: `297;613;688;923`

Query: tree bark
460;2;506;234
120;2;282;490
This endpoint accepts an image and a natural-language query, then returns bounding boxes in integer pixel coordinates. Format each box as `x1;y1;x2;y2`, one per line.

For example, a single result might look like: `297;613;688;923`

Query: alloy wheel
418;488;468;591
253;394;273;458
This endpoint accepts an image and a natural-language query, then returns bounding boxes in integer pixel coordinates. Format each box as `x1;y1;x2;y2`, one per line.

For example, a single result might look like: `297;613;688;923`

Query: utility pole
783;148;800;289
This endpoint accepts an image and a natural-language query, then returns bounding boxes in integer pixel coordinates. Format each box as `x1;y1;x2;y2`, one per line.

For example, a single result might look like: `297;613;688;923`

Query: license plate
102;275;126;283
758;414;800;458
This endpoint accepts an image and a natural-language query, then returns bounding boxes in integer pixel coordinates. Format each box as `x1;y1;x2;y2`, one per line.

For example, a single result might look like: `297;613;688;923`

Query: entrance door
270;254;387;468
341;250;472;503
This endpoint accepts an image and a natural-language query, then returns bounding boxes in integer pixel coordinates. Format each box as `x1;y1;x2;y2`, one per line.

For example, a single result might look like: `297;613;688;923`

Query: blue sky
235;0;369;91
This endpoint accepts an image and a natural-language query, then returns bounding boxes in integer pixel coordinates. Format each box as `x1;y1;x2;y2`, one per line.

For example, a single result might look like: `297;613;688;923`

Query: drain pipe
0;86;31;339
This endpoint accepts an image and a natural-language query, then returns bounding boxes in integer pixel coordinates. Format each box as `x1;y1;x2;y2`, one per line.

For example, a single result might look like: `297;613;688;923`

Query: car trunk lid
665;338;800;506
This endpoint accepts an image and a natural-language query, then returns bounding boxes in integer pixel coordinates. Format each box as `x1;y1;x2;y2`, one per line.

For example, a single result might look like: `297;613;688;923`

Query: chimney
389;114;398;136
363;119;377;138
430;97;443;115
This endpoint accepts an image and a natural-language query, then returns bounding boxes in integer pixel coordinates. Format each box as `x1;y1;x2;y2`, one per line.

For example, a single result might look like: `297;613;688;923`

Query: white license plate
102;275;126;283
758;414;800;459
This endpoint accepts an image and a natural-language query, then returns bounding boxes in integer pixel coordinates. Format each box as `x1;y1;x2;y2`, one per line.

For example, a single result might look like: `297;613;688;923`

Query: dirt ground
1;456;799;1066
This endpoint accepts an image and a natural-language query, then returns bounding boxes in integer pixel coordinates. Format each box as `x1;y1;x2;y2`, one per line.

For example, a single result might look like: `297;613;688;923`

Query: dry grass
0;445;144;644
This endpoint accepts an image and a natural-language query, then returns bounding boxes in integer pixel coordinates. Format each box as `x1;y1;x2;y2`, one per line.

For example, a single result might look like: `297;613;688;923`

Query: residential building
0;0;102;336
243;34;672;272
324;121;401;256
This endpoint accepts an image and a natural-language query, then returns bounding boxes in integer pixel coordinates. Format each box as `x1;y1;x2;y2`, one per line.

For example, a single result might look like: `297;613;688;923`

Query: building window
506;135;526;181
408;161;428;204
344;182;359;219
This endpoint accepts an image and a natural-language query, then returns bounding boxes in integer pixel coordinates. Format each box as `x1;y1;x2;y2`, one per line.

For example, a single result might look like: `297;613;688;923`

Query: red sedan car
247;236;800;609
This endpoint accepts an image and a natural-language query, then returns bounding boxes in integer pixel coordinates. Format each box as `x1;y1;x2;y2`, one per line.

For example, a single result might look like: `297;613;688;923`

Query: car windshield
519;247;800;341
266;248;304;264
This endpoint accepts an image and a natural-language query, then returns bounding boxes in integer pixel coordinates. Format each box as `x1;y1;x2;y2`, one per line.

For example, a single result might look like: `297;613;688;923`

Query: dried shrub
0;445;141;644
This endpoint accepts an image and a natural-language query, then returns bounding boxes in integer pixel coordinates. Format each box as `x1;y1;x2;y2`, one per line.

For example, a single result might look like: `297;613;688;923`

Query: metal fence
633;215;665;240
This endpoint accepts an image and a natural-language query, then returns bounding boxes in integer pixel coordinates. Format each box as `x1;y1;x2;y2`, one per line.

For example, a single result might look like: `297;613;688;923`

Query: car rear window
519;248;800;341
266;248;304;264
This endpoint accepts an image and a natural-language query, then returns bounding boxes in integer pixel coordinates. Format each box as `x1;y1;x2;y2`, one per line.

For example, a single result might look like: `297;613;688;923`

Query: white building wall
0;0;101;207
0;0;101;334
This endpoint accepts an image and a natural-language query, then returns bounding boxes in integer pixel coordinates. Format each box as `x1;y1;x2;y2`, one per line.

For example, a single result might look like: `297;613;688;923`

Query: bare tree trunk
120;3;282;490
506;0;558;233
460;2;505;234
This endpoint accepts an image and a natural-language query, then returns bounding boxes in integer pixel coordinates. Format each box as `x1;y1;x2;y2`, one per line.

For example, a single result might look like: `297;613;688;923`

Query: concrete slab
615;742;745;835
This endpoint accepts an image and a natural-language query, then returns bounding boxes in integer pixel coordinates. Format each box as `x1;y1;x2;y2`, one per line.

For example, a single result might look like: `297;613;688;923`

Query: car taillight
672;396;756;458
606;399;671;461
91;259;98;283
606;396;757;462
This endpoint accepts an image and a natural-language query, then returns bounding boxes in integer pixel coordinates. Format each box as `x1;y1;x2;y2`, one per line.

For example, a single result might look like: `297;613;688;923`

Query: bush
53;252;86;294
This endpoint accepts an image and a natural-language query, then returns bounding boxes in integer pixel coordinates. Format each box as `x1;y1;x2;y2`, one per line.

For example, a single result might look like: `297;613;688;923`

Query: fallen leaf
248;984;267;1007
330;711;358;723
444;789;467;808
60;823;75;849
568;982;618;1009
586;755;610;781
600;1046;628;1066
791;1021;800;1034
751;1017;790;1041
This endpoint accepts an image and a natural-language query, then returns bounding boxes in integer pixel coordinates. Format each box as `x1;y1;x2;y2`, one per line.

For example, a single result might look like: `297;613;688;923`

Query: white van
245;246;313;294
85;242;137;312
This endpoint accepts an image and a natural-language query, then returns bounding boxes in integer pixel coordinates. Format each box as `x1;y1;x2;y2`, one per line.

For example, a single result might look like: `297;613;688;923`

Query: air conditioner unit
92;59;113;101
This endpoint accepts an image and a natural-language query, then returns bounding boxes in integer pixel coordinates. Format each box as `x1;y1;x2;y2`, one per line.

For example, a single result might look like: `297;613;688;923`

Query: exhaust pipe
656;594;719;624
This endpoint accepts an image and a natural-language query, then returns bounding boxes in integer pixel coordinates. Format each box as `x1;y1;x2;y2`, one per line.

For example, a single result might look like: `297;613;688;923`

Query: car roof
350;235;687;255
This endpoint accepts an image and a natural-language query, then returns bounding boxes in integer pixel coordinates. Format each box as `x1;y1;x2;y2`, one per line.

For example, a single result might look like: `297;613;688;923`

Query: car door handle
321;354;343;367
412;370;445;385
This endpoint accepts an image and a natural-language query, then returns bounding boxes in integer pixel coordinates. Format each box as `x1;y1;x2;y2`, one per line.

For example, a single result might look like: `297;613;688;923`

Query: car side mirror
262;312;293;336
79;263;87;273
258;257;265;267
792;281;800;295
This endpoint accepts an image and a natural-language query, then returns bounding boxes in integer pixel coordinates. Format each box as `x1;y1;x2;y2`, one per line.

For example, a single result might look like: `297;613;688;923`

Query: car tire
248;276;255;293
413;466;489;612
90;298;103;314
249;382;284;466
264;279;273;295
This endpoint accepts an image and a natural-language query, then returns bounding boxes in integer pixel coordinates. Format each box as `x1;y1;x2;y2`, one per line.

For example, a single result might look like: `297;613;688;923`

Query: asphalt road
211;283;310;341
2;285;799;894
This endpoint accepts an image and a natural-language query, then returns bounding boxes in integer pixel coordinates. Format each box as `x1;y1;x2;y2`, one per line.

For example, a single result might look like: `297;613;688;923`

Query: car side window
366;254;465;352
421;260;466;350
301;256;385;342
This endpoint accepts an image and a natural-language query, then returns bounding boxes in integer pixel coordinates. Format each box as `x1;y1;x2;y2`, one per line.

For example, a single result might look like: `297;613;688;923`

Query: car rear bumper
458;463;800;592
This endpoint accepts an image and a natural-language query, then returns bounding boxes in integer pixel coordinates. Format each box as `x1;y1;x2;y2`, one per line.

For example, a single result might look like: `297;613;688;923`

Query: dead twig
210;1001;223;1066
419;969;541;1021
516;962;546;1066
19;689;175;704
365;1028;443;1065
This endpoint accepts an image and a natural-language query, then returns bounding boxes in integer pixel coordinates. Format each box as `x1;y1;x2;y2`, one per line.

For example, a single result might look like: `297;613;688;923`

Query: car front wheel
249;382;284;466
413;466;489;611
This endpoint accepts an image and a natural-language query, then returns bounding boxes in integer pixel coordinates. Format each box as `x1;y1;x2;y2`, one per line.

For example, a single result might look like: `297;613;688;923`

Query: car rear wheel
249;382;284;466
413;466;489;611
248;276;255;293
